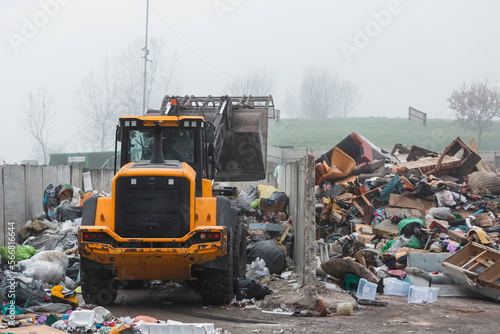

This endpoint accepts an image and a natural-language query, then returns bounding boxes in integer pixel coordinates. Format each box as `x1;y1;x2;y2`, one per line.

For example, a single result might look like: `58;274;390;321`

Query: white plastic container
141;322;215;334
68;310;95;331
407;285;439;304
384;277;410;296
356;278;377;300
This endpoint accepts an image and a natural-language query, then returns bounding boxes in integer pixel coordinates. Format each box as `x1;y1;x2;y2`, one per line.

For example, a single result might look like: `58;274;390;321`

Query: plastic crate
344;274;360;291
407;285;439;304
356;278;377;301
384;278;410;296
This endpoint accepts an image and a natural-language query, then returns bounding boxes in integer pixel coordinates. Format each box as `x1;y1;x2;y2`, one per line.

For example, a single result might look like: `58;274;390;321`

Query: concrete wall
0;164;114;246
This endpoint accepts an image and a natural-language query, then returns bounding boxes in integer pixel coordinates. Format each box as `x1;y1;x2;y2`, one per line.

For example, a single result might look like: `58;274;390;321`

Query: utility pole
142;0;150;116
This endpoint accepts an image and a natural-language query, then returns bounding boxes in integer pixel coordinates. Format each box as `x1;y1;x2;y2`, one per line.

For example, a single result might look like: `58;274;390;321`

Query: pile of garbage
223;184;292;276
313;133;500;303
0;183;114;331
0;307;222;333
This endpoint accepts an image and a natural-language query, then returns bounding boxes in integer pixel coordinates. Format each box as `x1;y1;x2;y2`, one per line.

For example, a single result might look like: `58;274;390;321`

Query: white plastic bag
30;250;69;271
71;187;82;207
245;257;270;281
17;259;65;285
428;207;455;220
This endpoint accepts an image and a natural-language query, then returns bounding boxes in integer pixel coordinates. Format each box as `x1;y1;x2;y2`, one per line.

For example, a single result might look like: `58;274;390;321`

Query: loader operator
163;136;183;161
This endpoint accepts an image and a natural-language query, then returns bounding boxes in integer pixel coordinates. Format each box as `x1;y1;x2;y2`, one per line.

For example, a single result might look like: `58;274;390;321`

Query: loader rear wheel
81;261;118;306
233;217;248;278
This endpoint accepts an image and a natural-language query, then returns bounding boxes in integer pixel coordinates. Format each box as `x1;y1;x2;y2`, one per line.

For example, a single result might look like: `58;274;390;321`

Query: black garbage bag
23;233;69;251
66;261;80;281
247;240;287;275
57;201;83;222
269;191;289;210
0;271;46;306
233;278;273;300
400;222;430;246
283;234;294;260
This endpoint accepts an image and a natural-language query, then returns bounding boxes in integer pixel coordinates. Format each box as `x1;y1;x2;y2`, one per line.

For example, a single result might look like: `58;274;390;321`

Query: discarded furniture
436;137;481;176
442;242;500;301
317;147;356;186
406;252;477;297
335;132;373;167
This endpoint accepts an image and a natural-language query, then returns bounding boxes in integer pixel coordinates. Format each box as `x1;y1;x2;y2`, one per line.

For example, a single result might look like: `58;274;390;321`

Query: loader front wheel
81;261;118;306
199;267;233;305
200;237;234;305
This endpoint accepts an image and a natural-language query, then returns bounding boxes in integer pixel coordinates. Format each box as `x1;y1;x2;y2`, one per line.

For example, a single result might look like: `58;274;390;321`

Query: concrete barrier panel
3;165;26;243
70;166;83;190
42;165;59;189
57;165;71;185
88;169;114;194
25;165;43;221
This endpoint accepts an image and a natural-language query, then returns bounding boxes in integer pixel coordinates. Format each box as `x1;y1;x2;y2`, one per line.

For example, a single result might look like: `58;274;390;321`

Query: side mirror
116;126;122;143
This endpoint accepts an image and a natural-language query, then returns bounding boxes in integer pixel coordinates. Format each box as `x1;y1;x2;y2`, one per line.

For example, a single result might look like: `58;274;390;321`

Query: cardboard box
58;188;73;201
389;193;435;211
470;212;496;228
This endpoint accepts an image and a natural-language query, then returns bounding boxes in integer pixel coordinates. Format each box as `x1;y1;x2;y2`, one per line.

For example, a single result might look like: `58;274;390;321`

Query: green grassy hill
267;118;500;152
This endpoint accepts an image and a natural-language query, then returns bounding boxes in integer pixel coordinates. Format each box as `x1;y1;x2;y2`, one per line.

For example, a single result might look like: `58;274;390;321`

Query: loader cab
116;116;206;195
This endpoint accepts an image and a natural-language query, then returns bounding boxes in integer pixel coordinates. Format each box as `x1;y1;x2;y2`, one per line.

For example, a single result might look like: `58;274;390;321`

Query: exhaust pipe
150;124;165;164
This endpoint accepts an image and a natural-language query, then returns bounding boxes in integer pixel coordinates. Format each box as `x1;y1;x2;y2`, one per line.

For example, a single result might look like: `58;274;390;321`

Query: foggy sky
1;0;499;163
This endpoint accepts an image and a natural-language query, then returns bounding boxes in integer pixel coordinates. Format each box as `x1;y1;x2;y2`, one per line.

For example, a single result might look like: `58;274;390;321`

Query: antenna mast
142;0;150;115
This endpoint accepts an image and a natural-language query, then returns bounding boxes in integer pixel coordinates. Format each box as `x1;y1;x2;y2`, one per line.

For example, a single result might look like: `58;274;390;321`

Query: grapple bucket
160;95;275;182
216;103;269;181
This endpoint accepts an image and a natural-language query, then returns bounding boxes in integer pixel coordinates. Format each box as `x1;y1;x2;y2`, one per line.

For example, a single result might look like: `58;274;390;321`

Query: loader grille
115;176;191;238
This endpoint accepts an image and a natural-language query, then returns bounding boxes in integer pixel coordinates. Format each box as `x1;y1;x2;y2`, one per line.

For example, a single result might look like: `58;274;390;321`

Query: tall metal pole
142;0;150;116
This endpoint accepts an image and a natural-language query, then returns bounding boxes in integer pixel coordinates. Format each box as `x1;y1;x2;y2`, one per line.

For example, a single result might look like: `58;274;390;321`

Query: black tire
200;237;234;305
199;268;233;305
120;280;147;289
233;216;248;278
81;260;118;306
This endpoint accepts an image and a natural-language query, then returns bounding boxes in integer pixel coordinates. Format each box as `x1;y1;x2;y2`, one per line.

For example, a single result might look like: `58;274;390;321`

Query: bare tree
19;86;54;164
299;66;340;118
76;57;119;151
116;38;183;115
338;80;363;118
282;86;301;118
447;80;500;147
227;67;275;96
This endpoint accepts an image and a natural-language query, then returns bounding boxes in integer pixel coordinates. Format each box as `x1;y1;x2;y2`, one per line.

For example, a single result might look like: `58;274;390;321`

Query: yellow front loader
78;95;274;305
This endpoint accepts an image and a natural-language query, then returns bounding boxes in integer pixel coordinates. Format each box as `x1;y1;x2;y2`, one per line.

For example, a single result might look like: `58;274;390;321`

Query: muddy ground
95;277;500;334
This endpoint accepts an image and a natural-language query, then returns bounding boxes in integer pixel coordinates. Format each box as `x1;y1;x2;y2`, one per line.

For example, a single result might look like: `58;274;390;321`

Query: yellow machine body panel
79;160;227;281
78;227;226;280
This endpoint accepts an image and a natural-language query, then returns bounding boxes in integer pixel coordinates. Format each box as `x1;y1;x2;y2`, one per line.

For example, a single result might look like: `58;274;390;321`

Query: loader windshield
128;128;195;163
